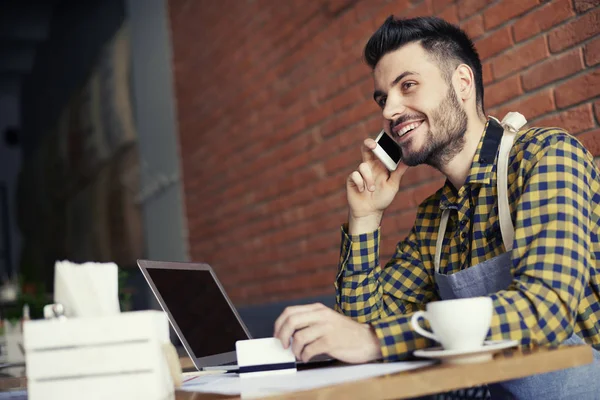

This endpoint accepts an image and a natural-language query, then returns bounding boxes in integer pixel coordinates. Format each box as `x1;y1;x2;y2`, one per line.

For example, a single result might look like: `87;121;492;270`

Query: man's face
373;42;467;168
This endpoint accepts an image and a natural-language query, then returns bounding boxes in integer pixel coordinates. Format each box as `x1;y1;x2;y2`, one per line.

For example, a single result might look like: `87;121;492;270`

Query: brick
340;14;378;50
327;0;356;15
353;0;392;22
573;0;599;13
475;26;514;60
433;0;455;13
576;129;600;158
512;0;575;43
370;0;413;23
548;8;600;53
329;85;364;112
457;0;488;20
388;184;430;213
461;14;485;39
595;100;600;124
437;3;459;25
402;0;434;18
522;48;585;90
554;69;600;108
323;146;357;174
534;104;595;134
490;89;556;121
412;178;447;205
485;74;523;107
395;209;419;232
482;61;493;84
584;36;600;66
306;102;334;128
344;61;370;87
483;0;539;30
492;36;549;79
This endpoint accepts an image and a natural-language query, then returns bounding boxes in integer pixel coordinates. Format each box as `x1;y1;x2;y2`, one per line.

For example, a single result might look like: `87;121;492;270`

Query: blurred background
0;0;598;335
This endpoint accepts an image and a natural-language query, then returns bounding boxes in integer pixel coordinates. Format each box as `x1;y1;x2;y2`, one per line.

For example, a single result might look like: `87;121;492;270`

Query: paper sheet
182;361;434;398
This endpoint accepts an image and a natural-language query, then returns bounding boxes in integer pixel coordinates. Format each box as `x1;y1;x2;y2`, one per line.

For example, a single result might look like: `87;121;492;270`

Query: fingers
348;139;378;193
348;164;375;193
277;312;324;350
273;303;326;347
358;163;375;192
388;162;409;187
360;138;378;163
290;324;326;360
274;303;324;336
300;336;330;363
347;170;366;192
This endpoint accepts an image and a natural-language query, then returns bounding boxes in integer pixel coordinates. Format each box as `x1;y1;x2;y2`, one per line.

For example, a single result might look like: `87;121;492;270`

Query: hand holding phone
346;133;406;235
372;130;402;171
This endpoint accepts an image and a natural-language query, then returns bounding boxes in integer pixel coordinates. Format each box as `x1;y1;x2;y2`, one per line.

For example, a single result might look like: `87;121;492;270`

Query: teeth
399;121;422;136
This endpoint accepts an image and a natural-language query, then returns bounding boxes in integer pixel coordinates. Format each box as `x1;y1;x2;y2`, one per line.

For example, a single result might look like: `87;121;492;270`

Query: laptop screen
145;267;249;357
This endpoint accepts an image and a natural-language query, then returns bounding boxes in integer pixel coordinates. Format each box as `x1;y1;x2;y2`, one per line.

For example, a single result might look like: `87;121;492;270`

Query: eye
376;96;387;108
402;81;416;91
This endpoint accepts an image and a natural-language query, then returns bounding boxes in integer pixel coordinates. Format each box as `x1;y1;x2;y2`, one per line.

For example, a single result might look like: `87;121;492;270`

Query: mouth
394;120;425;141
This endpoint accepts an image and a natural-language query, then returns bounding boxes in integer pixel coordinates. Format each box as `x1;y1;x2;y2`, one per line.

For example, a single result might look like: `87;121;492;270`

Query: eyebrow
373;71;419;101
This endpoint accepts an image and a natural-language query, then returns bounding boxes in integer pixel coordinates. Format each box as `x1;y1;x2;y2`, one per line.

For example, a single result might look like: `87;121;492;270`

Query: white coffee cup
410;297;493;351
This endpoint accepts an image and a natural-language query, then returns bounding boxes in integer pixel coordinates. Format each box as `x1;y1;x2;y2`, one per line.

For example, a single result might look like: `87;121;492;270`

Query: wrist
348;213;383;235
363;324;383;361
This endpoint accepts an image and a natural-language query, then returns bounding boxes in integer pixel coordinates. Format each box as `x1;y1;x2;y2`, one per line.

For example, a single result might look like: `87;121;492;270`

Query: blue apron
433;115;600;399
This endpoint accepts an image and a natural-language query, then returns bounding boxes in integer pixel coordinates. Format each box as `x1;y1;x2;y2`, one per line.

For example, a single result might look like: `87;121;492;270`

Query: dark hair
364;16;485;116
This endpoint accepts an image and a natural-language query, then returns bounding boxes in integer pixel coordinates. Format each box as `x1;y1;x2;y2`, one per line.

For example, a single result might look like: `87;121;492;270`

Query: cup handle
410;311;438;342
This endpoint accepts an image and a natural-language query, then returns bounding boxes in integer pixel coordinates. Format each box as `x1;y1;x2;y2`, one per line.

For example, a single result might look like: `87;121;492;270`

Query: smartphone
373;130;402;171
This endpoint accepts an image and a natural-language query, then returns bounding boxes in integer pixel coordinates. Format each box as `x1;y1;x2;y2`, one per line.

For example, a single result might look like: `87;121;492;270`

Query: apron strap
497;112;527;252
434;209;450;273
433;113;527;272
497;131;516;251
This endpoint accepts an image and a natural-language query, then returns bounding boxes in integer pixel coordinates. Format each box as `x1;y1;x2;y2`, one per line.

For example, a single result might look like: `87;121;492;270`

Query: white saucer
413;340;519;365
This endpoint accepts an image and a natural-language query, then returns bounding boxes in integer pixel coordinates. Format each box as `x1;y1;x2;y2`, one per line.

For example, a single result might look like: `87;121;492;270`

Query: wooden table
1;345;594;399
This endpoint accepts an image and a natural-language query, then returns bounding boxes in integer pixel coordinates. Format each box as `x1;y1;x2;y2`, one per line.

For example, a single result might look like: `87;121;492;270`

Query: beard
400;88;468;169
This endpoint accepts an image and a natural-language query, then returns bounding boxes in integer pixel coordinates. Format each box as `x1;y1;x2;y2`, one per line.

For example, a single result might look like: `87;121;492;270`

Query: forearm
486;227;589;346
337;276;434;360
370;313;434;361
335;226;385;322
487;285;579;346
334;223;438;360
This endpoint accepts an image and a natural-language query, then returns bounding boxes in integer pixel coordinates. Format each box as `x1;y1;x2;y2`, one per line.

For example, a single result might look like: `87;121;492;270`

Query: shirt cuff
338;224;381;274
371;314;433;361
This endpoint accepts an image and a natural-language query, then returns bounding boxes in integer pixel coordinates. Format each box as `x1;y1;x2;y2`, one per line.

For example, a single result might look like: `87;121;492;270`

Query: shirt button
460;244;467;252
460;219;467;226
461;232;467;239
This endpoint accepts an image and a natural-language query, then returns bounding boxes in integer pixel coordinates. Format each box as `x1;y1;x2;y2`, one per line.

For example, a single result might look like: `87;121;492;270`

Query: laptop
138;259;335;372
138;259;252;371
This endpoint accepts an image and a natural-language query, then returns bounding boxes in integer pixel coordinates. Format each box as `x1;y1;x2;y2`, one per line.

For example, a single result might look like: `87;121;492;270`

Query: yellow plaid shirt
335;121;600;361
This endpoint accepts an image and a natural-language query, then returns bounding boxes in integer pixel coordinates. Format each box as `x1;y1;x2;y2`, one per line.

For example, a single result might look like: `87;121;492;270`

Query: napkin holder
24;310;174;400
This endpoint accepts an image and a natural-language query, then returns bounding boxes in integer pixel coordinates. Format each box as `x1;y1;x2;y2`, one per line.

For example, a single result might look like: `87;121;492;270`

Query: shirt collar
439;117;504;209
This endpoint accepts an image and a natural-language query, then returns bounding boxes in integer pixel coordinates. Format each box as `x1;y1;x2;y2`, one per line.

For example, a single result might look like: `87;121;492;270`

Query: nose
382;93;406;123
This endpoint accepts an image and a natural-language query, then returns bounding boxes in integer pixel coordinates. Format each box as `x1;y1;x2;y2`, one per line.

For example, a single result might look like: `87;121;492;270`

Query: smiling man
274;16;600;398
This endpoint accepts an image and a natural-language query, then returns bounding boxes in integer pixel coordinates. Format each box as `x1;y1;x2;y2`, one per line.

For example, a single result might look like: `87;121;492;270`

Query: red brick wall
168;0;600;306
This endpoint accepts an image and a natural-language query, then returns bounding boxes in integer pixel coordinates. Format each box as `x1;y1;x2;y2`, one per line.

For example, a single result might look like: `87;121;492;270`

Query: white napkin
53;261;121;318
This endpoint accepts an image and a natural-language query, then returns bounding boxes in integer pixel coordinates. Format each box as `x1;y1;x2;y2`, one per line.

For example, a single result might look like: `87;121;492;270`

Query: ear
453;64;475;102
